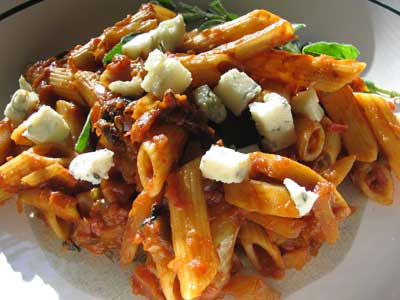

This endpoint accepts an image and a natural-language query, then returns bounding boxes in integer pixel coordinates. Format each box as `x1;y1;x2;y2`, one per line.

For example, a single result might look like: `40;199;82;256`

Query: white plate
1;1;400;300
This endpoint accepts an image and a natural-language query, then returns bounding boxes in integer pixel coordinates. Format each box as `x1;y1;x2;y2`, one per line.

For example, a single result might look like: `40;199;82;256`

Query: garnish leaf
364;80;400;98
302;42;360;60
103;33;139;64
278;23;306;53
75;110;92;153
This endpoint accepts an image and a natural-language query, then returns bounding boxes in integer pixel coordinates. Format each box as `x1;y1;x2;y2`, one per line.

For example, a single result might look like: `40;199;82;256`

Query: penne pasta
10;122;34;146
239;222;285;278
0;120;13;164
321;155;356;186
56;100;86;143
319;86;378;162
49;67;87;106
352;161;394;206
243;50;366;92
294;116;325;162
166;159;219;300
42;210;71;241
74;71;111;106
246;212;306;239
224;180;300;218
282;247;311;271
137;123;187;197
354;92;400;179
182;9;281;53
131;264;166;300
320;117;342;165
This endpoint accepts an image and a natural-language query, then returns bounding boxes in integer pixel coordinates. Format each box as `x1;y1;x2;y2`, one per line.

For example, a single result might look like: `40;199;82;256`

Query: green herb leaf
103;33;139;65
302;42;360;60
151;0;176;10
364;80;400;98
277;23;306;53
75;110;92;153
198;17;226;31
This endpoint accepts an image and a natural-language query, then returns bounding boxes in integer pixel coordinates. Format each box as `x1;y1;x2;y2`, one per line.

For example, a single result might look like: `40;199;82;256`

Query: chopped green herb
278;23;306;53
364;80;400;98
75;110;92;153
103;33;139;64
302;42;360;60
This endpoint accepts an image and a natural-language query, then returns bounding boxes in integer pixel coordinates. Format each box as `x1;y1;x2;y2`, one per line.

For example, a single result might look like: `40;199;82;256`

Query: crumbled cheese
283;178;319;217
108;76;144;97
193;85;227;123
249;93;296;152
157;15;186;52
291;88;325;121
123;15;186;59
19;76;33;91
4;89;39;124
238;144;260;154
214;68;261;116
141;49;192;98
23;105;70;144
200;145;251;184
69;149;114;185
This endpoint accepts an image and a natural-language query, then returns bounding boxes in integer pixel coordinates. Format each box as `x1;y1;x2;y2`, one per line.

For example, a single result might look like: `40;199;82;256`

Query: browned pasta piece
321;155;356;186
239;222;285;278
319;86;378;162
120;191;162;265
182;9;281;52
224;180;300;218
354;93;400;179
282;247;311;271
56;100;86;143
246;212;306;239
166;159;219;300
0;120;13;164
49;67;86;106
21;163;78;189
137;123;187;197
352;161;394;205
200;204;241;300
294;116;325;162
11;122;34;146
243;50;366;92
222;273;281;300
249;152;351;220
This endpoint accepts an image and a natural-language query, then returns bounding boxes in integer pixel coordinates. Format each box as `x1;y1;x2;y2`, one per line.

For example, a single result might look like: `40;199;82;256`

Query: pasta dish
1;1;399;299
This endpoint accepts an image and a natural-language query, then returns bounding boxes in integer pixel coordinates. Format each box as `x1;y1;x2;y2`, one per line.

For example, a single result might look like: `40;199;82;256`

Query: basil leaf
75;110;92;153
364;80;400;98
277;23;306;53
302;42;360;60
198;17;226;31
151;0;176;10
103;33;139;65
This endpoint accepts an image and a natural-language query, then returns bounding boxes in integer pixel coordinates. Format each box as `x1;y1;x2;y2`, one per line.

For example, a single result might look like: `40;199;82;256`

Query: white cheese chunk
4;89;40;124
108;76;144;97
214;68;261;116
141;49;192;98
157;15;186;52
69;149;114;185
291;88;325;121
19;75;33;91
249;93;296;152
122;30;158;59
283;178;319;217
23;105;70;144
122;15;186;60
238;144;260;154
193;85;227;123
200;145;251;184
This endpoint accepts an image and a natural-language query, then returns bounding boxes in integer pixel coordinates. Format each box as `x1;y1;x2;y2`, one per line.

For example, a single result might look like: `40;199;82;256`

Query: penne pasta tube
320;117;342;165
354;92;400;179
222;273;281;300
319;86;378;162
246;212;306;239
243;50;366;92
282;247;311;271
0;188;15;205
42;210;71;241
131;264;166;300
224;180;300;218
49;67;87;106
209;19;295;61
166;159;219;300
294;116;325;162
56;100;86;143
239;222;285;277
321;155;356;186
249;152;351;220
120;191;162;266
182;9;281;52
74;71;111;106
0;120;13;164
352;161;394;206
10;122;34;146
137;123;187;197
